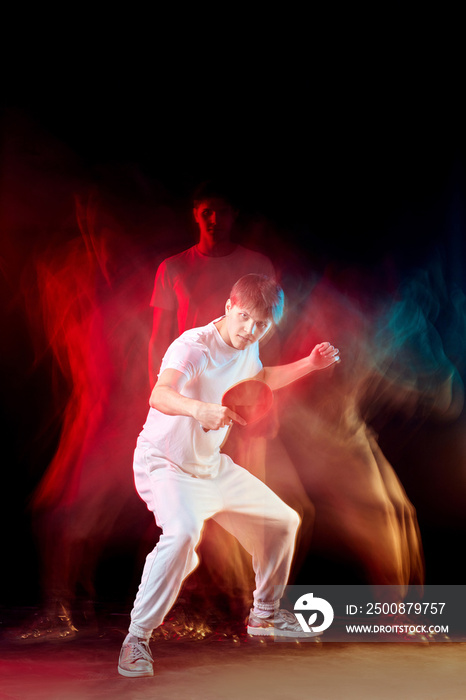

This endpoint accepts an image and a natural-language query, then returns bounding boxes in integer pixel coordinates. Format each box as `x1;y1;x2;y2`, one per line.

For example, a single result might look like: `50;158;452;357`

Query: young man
118;274;340;678
147;181;315;618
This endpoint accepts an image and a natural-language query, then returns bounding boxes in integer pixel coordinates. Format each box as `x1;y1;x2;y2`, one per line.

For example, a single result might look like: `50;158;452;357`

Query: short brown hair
229;274;284;325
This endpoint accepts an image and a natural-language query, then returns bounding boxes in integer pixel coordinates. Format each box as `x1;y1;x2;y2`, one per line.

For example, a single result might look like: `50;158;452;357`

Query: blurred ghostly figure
148;181;275;383
278;263;463;597
17;190;158;639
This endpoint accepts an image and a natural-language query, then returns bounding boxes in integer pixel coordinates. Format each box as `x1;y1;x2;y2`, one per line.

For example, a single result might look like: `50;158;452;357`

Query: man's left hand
309;342;340;371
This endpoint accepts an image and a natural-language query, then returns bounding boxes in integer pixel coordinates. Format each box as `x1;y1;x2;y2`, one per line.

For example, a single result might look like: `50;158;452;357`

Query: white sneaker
247;609;322;638
118;638;154;677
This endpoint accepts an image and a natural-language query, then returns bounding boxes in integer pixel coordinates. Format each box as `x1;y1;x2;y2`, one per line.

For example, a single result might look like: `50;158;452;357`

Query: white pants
129;439;300;638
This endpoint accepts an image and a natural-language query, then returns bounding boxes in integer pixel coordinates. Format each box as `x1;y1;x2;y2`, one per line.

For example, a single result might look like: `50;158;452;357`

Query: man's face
222;301;272;349
193;198;236;245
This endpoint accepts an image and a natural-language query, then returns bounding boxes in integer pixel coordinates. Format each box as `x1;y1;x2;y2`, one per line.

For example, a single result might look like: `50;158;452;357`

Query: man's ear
225;299;232;314
193;207;200;224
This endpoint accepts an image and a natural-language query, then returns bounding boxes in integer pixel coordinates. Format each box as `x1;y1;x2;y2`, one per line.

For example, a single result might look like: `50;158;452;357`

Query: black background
2;23;465;608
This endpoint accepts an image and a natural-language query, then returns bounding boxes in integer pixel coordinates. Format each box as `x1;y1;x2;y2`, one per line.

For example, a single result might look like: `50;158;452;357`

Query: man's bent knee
279;505;301;540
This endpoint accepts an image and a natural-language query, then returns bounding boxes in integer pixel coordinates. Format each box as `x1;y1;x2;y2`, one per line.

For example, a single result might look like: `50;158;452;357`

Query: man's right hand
196;403;246;431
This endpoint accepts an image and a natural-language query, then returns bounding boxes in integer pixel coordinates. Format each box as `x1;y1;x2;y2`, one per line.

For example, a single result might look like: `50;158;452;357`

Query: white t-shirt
140;320;262;478
150;245;275;333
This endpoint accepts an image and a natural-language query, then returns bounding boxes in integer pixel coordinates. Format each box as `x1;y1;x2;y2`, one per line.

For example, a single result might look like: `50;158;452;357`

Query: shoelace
127;641;153;663
275;609;298;624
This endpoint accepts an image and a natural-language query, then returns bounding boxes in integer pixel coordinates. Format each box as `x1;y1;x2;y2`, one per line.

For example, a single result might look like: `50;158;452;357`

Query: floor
1;610;465;700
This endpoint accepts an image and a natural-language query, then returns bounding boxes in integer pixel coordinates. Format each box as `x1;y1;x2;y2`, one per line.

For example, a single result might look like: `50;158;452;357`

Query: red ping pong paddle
222;378;273;425
202;378;273;431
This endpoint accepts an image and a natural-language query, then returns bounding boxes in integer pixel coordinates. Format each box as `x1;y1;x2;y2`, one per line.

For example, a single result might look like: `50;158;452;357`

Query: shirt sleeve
159;337;208;382
150;259;177;310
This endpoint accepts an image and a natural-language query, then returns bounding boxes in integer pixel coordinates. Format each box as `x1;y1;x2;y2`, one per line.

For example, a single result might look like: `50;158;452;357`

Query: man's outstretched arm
259;341;340;391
